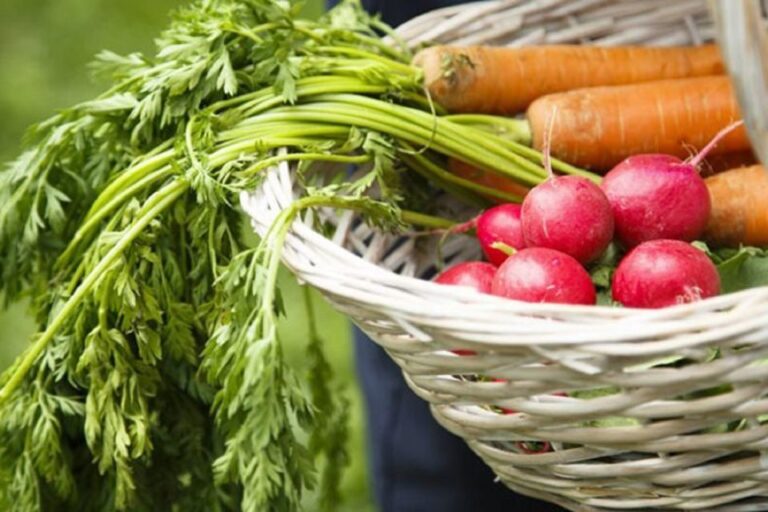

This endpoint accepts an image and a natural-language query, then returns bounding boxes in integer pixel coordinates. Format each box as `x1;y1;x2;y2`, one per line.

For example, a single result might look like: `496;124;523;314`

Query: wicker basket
243;1;768;511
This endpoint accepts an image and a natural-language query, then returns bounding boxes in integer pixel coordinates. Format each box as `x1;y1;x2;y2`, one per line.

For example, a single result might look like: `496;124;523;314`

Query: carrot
414;44;724;114
526;76;750;171
704;165;768;247
448;159;530;202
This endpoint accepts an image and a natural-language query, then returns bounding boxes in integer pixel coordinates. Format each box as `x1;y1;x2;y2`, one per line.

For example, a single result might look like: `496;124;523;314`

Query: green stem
502;138;599;183
208;208;219;280
318;95;550;182
445;114;532;145
237;81;389;119
400;210;456;229
239;152;371;177
59;131;358;272
397;91;448;116
402;152;524;203
212;75;370;115
317;95;598;182
216;124;349;145
56;166;175;269
235;105;545;186
87;150;175;218
210;137;340;159
0;178;188;406
222;22;283;45
313;46;416;75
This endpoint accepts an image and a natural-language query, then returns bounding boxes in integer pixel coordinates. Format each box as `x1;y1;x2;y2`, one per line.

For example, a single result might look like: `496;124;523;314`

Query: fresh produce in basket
602;153;712;248
704;164;768;247
434;262;497;357
527;76;749;170
612;240;721;308
600;121;741;248
433;74;749;173
475;204;526;266
491;248;597;305
2;0;768;510
521;175;614;263
415;44;724;114
434;261;496;292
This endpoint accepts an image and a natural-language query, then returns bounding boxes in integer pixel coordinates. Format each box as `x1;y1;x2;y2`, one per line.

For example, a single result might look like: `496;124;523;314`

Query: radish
434;261;496;293
491;247;596;305
521;176;614;264
602;122;742;248
602;155;711;248
435;261;496;357
516;441;552;454
612;240;720;308
476;204;526;266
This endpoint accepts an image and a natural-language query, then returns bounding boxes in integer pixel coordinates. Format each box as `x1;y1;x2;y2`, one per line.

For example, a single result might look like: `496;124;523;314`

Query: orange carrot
526;76;750;171
414;44;724;114
448;159;530;202
704;165;768;247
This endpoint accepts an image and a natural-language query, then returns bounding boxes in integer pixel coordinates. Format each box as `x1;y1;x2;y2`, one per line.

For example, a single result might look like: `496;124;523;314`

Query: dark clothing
327;1;566;510
338;0;463;28
353;330;565;512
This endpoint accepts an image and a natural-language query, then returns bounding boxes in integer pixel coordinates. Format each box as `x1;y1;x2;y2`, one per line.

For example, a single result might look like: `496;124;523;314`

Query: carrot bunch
415;43;754;172
415;43;767;248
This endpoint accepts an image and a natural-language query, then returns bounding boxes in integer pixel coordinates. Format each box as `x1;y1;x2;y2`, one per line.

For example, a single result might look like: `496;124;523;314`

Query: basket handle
710;0;768;172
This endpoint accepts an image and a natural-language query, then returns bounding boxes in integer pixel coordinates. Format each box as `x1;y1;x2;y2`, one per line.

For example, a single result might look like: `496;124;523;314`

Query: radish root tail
689;119;745;168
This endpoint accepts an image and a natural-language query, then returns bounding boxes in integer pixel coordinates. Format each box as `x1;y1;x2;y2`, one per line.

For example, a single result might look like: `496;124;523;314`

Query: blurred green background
0;0;373;509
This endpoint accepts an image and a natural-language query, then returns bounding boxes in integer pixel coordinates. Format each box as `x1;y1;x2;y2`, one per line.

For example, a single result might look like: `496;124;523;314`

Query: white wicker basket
243;1;768;510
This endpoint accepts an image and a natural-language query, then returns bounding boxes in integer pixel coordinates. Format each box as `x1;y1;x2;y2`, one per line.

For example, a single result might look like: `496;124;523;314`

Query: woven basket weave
243;1;768;510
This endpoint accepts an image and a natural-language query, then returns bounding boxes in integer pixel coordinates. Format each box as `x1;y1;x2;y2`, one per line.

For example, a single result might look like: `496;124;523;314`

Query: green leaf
715;246;768;293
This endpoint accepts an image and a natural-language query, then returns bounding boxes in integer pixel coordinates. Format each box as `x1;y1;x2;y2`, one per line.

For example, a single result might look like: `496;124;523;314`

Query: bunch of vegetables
425;41;768;308
434;124;741;308
2;0;768;510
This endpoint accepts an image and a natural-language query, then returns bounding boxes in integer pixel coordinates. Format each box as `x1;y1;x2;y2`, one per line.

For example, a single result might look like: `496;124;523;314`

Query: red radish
491;248;596;305
522;176;614;263
602;121;742;248
612;240;720;308
522;108;614;264
434;261;496;293
435;262;496;357
516;441;552;454
602;155;711;247
476;204;526;266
